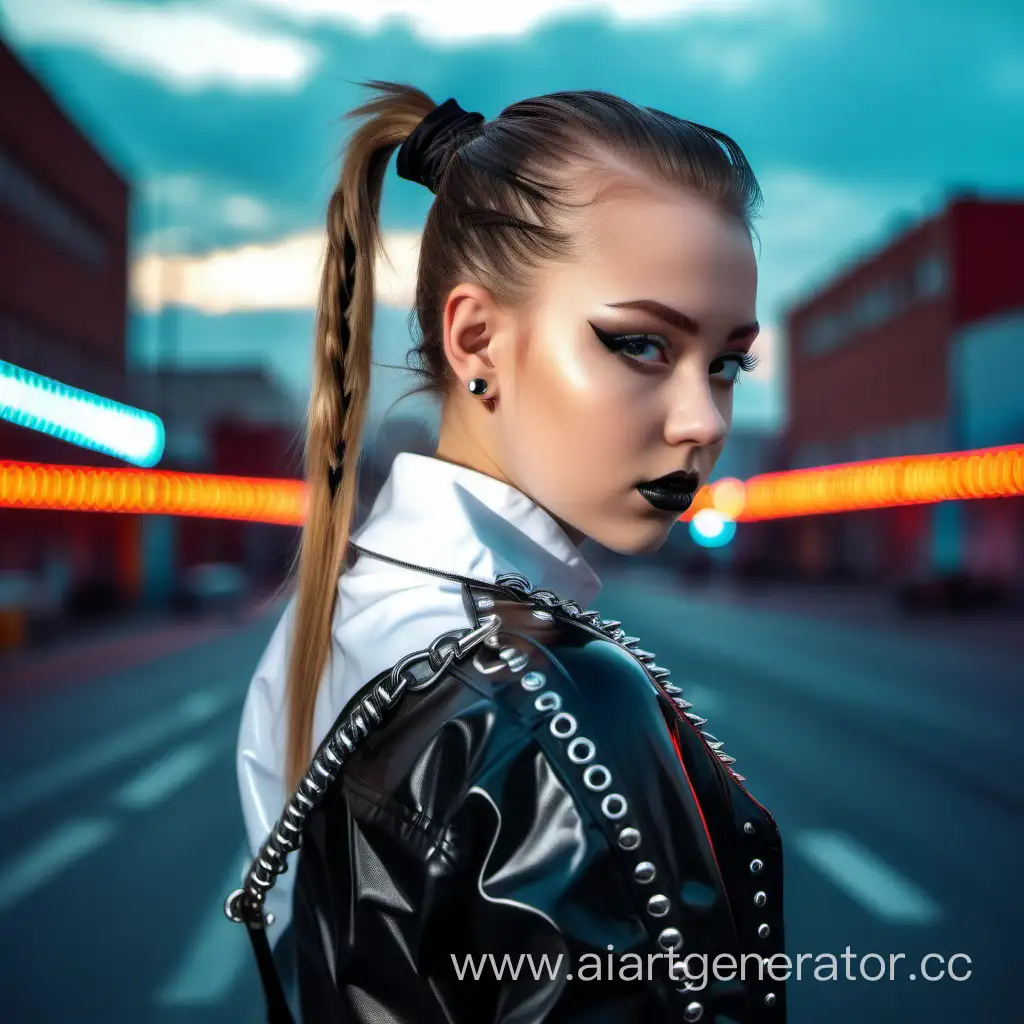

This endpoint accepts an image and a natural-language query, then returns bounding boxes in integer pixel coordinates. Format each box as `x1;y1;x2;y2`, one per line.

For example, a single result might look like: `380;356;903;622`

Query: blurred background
0;0;1021;1021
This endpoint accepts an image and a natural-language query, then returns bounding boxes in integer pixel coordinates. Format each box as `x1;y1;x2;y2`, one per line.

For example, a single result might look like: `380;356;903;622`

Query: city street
0;570;1019;1023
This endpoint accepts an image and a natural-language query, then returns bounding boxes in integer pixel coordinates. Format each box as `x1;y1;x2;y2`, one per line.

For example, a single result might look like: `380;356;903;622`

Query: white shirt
236;452;603;941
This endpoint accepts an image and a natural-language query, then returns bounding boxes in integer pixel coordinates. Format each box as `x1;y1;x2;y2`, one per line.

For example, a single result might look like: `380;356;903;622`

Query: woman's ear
442;283;513;396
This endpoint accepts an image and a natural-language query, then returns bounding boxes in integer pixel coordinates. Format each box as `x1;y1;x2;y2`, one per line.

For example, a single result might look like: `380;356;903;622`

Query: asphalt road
0;573;1019;1023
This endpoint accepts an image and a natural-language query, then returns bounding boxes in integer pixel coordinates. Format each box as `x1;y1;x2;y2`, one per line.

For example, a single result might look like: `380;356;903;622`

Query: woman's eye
589;323;668;366
710;351;759;385
620;336;667;363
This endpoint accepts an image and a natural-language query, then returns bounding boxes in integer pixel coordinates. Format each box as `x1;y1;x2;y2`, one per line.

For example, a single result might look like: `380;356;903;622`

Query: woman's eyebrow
606;299;759;342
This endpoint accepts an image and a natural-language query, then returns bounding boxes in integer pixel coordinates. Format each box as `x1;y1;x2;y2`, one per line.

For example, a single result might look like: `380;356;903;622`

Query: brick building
0;37;134;611
779;193;1024;588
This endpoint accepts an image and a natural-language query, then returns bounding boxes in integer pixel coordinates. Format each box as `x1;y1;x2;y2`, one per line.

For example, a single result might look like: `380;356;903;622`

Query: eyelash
589;323;761;382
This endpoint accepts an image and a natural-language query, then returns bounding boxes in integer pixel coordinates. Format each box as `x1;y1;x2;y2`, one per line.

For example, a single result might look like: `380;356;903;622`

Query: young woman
229;81;785;1023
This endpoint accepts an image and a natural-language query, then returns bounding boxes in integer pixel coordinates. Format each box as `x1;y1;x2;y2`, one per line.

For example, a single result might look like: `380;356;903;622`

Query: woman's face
494;186;759;554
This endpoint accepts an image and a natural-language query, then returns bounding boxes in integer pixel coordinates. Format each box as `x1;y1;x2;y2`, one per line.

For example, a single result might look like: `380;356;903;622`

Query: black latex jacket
229;571;787;1024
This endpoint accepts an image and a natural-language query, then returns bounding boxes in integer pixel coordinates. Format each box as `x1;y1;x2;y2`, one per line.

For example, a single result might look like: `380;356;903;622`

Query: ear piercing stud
468;378;488;396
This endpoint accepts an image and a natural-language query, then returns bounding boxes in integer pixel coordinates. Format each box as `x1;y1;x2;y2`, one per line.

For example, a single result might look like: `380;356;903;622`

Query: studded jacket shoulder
228;574;787;1024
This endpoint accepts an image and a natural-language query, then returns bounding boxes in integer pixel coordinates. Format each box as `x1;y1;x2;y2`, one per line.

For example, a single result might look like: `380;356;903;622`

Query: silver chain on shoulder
224;615;501;928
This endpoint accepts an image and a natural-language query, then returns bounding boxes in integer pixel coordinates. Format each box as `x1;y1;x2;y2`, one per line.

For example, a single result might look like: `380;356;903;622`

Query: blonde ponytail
284;80;436;794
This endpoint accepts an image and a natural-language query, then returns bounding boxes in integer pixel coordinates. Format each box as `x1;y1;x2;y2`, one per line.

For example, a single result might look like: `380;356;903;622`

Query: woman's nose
663;379;728;449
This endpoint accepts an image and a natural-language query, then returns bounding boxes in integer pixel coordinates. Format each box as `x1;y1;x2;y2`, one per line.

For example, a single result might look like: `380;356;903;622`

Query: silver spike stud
634;649;656;662
684;713;708;726
701;733;720;744
705;740;724;751
660;679;681;692
730;771;747;781
717;753;737;765
621;637;641;647
600;619;621;632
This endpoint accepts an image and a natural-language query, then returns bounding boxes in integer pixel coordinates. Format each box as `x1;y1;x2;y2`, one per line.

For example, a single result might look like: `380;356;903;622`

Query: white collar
349;453;602;608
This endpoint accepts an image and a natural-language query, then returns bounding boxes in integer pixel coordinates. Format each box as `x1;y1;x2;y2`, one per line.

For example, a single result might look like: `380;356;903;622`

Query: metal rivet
646;894;670;917
743;821;755;835
475;596;495;611
669;960;688;981
754;890;767;907
633;861;656;884
601;793;628;819
749;858;764;874
765;992;777;1007
683;1001;704;1021
534;691;562;713
583;764;611;792
506;653;530;672
566;736;595;764
758;923;770;939
657;926;682;951
549;712;577;739
521;671;546;691
265;911;275;925
617;826;641;850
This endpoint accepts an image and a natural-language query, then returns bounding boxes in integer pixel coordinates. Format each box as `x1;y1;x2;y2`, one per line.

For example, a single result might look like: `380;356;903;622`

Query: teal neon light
689;509;737;549
0;360;165;467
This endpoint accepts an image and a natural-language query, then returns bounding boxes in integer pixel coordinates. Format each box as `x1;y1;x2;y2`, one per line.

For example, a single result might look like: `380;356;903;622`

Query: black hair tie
396;98;485;194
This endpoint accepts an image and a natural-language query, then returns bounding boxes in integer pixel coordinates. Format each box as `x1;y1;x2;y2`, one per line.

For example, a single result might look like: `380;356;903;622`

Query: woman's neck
431;444;588;550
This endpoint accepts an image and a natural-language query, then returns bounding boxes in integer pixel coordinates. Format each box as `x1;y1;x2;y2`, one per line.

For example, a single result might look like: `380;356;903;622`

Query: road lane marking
796;830;942;924
0;818;116;914
114;738;221;810
156;843;253;1006
0;689;238;820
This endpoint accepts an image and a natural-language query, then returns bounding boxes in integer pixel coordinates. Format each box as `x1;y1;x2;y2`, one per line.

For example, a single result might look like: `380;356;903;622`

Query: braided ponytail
284;80;436;793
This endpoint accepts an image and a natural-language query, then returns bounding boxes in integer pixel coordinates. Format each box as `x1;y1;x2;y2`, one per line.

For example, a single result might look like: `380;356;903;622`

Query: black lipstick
636;470;699;513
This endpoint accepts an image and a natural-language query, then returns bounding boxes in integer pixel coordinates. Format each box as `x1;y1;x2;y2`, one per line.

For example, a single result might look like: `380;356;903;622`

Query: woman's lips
636;471;699;513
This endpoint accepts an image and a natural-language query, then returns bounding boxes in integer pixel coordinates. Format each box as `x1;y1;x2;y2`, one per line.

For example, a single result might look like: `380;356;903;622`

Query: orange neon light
0;462;306;525
678;444;1024;522
1;445;1021;526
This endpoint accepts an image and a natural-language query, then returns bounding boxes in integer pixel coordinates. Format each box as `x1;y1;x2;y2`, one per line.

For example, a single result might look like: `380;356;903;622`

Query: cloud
0;0;319;91
137;174;282;252
132;230;421;314
242;0;774;43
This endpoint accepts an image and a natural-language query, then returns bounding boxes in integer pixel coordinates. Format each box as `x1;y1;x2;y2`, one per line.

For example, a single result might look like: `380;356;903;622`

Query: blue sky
2;0;1022;431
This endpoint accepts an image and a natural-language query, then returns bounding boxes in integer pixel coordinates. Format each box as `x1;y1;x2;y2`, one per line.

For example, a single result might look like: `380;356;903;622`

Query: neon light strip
679;444;1024;522
0;445;1020;525
0;360;165;467
0;462;306;525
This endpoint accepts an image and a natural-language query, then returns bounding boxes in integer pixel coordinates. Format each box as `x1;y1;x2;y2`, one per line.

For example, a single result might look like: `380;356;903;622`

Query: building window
0;312;121;399
802;281;898;358
913;254;946;298
0;147;107;270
